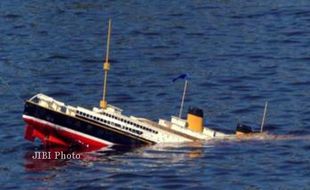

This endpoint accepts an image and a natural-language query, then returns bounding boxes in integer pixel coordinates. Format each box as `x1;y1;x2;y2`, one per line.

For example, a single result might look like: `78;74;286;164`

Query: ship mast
260;101;268;133
100;19;112;109
179;79;188;118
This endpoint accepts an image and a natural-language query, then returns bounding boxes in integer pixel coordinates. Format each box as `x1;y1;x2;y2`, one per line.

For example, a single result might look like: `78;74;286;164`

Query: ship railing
29;93;75;115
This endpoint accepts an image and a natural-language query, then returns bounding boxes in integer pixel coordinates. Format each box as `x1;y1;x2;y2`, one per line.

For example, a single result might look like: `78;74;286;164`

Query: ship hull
23;102;154;149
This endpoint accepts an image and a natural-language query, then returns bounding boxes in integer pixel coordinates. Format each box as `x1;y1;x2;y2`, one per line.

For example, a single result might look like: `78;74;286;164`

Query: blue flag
172;74;188;82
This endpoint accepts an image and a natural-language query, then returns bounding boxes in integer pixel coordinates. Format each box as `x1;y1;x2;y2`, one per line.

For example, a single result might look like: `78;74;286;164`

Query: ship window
61;107;66;113
31;97;40;103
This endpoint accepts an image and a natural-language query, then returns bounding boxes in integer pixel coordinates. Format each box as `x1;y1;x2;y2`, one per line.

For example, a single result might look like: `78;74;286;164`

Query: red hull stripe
23;115;114;147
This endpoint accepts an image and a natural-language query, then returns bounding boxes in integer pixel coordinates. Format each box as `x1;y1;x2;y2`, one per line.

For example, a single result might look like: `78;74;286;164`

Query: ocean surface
1;0;310;189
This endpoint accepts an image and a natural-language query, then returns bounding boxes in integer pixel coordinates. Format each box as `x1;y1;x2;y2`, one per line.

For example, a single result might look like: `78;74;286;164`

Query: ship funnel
187;107;204;133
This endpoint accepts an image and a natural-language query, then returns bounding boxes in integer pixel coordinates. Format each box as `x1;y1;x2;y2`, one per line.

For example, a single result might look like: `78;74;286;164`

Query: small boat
22;20;263;150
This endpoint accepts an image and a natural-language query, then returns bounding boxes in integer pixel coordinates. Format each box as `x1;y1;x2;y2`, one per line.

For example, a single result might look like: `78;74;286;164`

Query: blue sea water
0;0;310;189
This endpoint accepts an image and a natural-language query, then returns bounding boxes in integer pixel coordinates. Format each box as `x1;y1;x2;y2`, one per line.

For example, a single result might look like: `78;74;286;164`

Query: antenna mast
179;80;188;118
100;19;112;109
260;101;268;133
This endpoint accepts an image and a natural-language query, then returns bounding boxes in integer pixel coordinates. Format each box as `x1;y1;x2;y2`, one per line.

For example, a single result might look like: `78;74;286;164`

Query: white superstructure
29;93;230;144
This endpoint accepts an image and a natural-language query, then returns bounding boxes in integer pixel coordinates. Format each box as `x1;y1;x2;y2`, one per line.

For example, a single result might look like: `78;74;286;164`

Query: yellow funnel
187;107;204;133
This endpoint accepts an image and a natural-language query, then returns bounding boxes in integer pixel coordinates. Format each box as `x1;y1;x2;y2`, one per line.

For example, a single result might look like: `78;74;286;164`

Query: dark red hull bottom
23;115;113;150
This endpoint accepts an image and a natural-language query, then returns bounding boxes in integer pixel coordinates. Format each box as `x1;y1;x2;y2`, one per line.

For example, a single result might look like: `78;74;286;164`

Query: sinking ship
23;20;264;150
